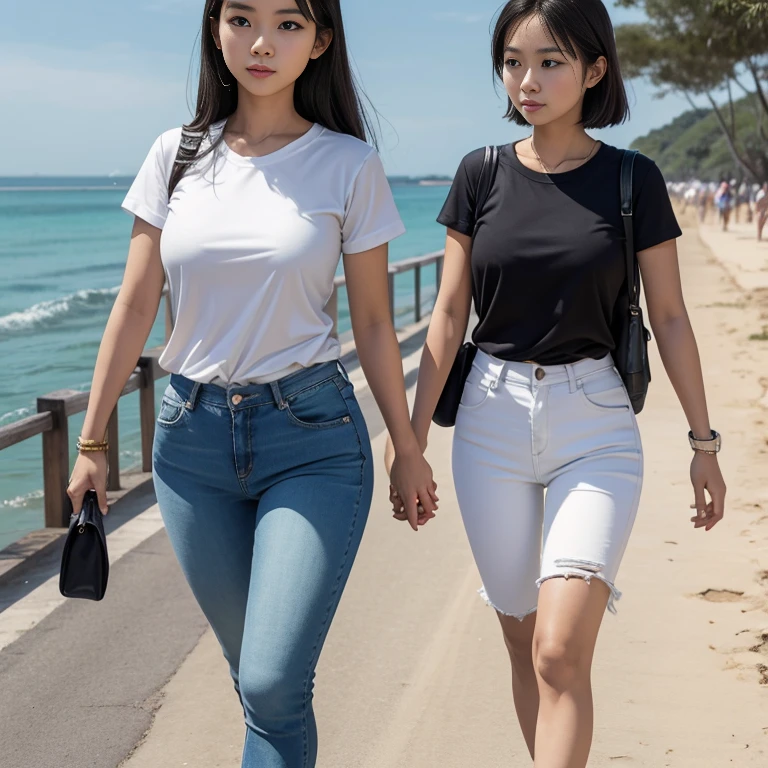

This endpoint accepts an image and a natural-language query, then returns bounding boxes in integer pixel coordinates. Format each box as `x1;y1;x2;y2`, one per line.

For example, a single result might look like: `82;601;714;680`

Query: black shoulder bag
59;490;110;601
432;146;499;428
612;149;652;414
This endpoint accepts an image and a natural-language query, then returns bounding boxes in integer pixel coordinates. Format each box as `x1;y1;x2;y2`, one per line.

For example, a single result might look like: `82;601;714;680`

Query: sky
0;0;691;177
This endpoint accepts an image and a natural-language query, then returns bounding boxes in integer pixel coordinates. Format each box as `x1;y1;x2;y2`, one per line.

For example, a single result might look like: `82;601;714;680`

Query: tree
714;1;768;32
615;0;768;181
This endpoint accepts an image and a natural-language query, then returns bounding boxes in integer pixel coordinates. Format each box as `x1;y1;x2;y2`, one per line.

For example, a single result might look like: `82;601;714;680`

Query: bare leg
498;611;538;758
532;577;610;768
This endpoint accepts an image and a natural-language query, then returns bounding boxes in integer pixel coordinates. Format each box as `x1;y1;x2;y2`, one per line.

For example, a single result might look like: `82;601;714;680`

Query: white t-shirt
122;121;405;384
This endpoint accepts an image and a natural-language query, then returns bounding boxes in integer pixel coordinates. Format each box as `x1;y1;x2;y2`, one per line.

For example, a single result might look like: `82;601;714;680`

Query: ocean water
0;177;450;549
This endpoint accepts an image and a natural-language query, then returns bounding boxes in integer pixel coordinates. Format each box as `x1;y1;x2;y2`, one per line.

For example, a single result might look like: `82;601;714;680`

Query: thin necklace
530;137;599;173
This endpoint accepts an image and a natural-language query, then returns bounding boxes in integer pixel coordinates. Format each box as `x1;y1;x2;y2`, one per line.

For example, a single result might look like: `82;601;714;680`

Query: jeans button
535;368;546;381
231;394;243;405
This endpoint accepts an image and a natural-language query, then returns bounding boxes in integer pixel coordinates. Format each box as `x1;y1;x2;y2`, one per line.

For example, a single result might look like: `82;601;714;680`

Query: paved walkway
1;212;767;767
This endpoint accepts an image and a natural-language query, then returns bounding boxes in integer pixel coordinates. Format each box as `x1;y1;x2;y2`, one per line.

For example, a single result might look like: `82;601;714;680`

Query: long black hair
492;0;630;129
169;0;376;195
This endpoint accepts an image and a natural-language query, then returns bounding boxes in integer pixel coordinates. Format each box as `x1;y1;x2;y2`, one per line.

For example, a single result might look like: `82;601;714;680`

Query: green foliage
631;97;764;181
615;0;768;180
713;1;768;31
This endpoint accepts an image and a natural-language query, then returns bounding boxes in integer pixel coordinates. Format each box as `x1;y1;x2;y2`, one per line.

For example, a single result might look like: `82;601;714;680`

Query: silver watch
688;430;721;454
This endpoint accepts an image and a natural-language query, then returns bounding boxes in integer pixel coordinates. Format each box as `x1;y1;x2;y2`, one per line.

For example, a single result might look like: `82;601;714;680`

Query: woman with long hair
388;1;726;765
66;1;437;765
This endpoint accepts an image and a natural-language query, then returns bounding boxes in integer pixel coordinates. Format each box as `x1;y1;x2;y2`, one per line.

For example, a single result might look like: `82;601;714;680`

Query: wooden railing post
137;352;161;473
325;285;339;340
106;407;120;492
414;265;422;323
37;390;78;528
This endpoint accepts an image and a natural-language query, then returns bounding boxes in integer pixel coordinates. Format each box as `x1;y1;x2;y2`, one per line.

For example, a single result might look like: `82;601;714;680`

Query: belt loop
185;382;202;411
566;364;578;394
337;361;351;384
491;362;505;391
269;380;287;410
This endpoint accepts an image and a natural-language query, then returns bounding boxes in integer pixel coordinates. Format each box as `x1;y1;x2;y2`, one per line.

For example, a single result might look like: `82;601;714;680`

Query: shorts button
535;368;546;381
231;394;243;405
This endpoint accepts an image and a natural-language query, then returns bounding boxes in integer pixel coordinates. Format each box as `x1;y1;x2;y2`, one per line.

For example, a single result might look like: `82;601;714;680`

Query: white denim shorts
452;350;644;619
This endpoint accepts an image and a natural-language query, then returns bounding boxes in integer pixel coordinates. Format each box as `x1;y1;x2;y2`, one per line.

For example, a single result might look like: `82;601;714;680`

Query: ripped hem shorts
452;350;644;620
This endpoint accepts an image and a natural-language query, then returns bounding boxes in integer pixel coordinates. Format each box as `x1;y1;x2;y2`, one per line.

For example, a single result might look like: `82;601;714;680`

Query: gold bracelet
77;437;109;453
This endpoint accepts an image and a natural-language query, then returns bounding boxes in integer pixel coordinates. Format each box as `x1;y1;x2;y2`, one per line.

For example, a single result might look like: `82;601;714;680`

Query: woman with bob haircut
389;1;726;765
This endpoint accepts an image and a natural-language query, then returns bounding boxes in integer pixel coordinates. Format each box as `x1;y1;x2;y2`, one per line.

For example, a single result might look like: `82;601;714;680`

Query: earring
214;49;232;88
216;67;232;88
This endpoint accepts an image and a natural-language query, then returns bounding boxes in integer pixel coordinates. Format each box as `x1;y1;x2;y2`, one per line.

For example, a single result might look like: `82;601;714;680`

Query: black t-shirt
437;142;682;365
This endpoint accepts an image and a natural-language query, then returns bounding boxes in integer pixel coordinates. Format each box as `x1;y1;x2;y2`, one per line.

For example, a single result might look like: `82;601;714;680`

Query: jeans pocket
157;385;187;427
459;367;492;411
578;369;631;412
284;377;353;430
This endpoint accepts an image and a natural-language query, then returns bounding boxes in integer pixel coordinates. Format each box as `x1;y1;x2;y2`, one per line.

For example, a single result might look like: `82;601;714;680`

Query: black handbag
612;149;652;414
59;490;110;601
433;146;499;428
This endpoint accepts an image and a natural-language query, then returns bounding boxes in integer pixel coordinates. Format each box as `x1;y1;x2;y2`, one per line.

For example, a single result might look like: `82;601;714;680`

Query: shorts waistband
473;349;616;389
169;361;349;410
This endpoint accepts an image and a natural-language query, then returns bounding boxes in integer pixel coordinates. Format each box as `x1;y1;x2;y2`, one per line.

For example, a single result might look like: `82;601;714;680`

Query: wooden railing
0;251;444;532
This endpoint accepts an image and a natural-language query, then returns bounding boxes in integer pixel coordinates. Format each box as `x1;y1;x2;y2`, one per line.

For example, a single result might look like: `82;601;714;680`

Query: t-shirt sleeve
633;159;683;252
342;150;405;255
122;130;179;230
436;150;483;236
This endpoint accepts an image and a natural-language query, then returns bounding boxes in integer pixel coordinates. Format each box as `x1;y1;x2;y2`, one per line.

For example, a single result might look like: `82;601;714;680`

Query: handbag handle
473;145;500;234
620;149;640;314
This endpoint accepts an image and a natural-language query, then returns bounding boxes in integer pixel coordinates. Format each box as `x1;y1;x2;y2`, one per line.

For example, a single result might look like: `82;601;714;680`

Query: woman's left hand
388;446;439;531
689;452;726;531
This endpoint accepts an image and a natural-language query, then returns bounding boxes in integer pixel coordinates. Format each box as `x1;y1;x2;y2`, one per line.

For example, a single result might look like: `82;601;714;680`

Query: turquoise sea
0;177;450;550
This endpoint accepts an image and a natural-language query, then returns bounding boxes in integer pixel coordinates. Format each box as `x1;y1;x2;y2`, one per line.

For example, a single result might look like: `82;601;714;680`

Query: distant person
696;184;709;224
683;184;697;212
65;1;437;766
387;1;726;767
735;181;749;223
756;183;768;242
697;184;711;223
715;181;733;231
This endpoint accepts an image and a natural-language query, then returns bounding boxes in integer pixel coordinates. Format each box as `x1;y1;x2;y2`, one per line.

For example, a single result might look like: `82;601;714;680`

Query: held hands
67;452;109;518
689;452;726;531
385;435;438;531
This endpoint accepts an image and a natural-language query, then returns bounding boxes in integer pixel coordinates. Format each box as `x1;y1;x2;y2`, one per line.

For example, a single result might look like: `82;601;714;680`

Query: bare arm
68;217;166;513
409;229;474;450
343;244;438;530
639;238;726;529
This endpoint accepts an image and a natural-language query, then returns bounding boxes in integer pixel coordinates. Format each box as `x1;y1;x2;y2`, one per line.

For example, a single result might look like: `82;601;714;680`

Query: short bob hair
492;0;630;129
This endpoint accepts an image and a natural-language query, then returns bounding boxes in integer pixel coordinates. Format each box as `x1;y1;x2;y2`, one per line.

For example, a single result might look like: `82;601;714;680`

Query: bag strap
620;149;640;312
474;145;500;232
168;127;206;197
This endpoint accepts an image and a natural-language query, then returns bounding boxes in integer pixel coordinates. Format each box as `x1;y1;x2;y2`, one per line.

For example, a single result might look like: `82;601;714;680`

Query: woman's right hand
67;451;109;517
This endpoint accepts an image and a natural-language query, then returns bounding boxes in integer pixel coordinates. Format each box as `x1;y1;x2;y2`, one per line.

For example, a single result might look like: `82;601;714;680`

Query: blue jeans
152;361;373;768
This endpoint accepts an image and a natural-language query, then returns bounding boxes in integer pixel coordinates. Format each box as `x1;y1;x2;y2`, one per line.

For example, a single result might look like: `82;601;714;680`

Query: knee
534;639;588;693
238;667;307;730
